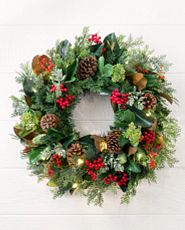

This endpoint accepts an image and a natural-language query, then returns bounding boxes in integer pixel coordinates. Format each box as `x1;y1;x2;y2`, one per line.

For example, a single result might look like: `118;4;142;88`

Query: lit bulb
146;111;151;117
77;158;84;166
72;183;78;189
32;87;37;93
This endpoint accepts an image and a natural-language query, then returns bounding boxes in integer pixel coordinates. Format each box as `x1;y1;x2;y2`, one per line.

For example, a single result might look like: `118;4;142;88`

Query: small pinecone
40;114;60;132
143;93;157;110
106;130;121;154
76;56;98;80
66;142;85;166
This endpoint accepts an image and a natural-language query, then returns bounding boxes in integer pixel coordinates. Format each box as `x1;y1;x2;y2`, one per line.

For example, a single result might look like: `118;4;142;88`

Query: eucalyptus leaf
58;40;71;59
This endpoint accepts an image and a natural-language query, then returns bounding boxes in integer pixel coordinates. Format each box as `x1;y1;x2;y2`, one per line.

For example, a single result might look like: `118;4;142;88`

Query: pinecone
143;93;157;110
76;56;98;80
66;142;85;166
106;130;121;154
40;114;60;132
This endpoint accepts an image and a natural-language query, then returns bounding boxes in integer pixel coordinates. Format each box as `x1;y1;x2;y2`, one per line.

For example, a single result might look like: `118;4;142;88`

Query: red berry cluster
50;83;75;110
160;75;165;80
110;89;130;109
88;33;102;44
137;66;149;74
50;83;68;93
140;130;156;145
103;172;129;186
38;56;54;73
86;157;105;181
50;84;56;92
117;173;129;186
51;154;62;167
103;174;118;185
48;166;54;177
56;94;75;110
59;84;68;93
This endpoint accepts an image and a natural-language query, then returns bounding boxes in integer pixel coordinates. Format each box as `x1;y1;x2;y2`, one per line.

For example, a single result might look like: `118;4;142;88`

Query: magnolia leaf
66;59;78;82
128;146;138;156
28;147;44;164
23;78;35;97
63;135;77;150
127;159;141;173
103;33;122;64
79;135;99;160
115;109;135;125
119;184;128;192
131;106;153;128
24;95;32;107
90;43;104;57
145;74;159;88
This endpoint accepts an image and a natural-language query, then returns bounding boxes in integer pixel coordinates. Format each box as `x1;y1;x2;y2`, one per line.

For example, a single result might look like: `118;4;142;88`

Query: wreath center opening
72;93;114;136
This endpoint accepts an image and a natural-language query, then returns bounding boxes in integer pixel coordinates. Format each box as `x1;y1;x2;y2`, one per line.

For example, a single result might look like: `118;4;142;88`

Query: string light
146;111;152;117
72;183;78;189
77;158;84;166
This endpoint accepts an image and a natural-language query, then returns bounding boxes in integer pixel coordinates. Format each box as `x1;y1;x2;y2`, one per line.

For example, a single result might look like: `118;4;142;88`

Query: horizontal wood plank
0;168;184;215
0;0;185;25
0;215;185;230
0;25;185;73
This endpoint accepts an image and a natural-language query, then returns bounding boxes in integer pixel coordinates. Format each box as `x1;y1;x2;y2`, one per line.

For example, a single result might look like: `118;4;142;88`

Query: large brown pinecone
40;114;60;132
106;130;121;154
66;142;85;166
143;93;157;110
76;56;98;80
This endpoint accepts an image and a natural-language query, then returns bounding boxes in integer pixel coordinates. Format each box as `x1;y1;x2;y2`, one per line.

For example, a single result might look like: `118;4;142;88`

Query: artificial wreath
12;28;180;206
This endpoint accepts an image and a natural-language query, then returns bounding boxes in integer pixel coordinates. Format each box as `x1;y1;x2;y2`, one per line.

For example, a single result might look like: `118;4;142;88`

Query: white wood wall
0;0;185;229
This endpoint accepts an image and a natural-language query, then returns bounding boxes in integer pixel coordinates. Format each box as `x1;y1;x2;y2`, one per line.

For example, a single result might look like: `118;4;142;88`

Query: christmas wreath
12;28;180;206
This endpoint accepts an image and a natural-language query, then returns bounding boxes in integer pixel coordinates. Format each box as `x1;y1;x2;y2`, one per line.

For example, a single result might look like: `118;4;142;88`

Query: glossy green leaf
131;106;153;128
98;56;105;75
103;64;113;77
65;59;78;82
119;135;129;147
79;135;99;160
127;160;141;173
90;43;104;57
145;74;159;88
23;78;35;97
28;147;44;164
103;33;123;64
